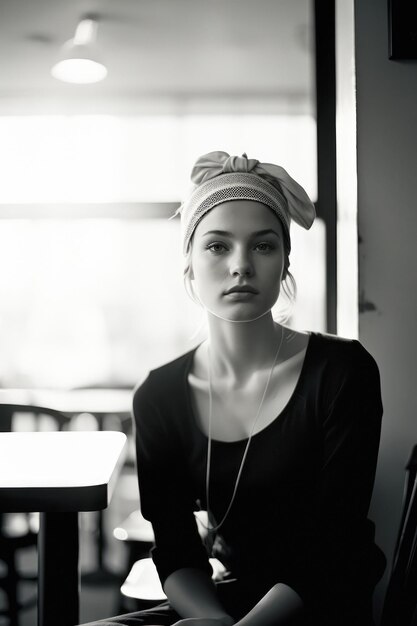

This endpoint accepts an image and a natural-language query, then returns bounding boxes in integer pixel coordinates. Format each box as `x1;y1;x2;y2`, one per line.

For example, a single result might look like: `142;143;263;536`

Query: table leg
38;512;79;626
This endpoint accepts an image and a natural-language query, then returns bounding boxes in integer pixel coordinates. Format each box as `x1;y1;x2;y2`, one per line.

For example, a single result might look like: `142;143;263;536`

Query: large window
0;115;323;388
0;115;317;203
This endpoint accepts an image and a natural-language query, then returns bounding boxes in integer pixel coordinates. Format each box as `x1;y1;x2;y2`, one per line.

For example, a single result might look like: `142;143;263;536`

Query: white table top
0;431;127;512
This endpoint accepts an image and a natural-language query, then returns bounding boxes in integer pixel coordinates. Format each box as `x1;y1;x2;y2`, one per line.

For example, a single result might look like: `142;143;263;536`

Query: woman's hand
173;617;234;626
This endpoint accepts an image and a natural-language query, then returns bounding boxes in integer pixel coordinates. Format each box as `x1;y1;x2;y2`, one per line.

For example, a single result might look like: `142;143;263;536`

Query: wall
354;0;417;620
336;0;358;338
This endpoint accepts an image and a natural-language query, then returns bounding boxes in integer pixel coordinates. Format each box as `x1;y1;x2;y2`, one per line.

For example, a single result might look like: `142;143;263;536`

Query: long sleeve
282;340;386;612
133;373;212;585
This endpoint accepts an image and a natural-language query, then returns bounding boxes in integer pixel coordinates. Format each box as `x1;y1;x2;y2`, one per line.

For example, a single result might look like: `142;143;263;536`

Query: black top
133;332;386;622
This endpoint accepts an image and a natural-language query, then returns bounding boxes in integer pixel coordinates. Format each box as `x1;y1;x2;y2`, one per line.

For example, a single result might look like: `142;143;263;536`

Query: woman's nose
230;250;253;277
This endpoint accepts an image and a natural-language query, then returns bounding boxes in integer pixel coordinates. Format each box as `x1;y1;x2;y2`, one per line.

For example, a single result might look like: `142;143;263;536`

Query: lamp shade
51;18;107;84
51;43;107;84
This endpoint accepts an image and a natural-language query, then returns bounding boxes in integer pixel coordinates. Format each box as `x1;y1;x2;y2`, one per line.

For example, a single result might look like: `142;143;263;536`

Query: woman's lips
224;291;257;300
223;286;258;301
224;285;258;295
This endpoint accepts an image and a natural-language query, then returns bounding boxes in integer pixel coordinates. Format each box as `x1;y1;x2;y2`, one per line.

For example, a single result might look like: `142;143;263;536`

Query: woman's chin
206;303;273;323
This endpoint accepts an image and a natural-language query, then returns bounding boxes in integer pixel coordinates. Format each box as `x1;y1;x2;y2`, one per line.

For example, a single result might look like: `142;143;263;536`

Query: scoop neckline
184;331;316;445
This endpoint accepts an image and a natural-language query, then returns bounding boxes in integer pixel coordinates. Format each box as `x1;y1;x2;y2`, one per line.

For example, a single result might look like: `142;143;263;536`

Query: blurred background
5;1;415;625
0;0;330;395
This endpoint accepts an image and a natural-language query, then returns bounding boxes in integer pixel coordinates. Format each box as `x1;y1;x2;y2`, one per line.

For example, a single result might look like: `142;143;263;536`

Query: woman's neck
205;312;283;385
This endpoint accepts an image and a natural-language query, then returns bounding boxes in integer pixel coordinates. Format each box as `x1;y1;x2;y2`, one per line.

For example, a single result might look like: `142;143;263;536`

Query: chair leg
5;552;20;626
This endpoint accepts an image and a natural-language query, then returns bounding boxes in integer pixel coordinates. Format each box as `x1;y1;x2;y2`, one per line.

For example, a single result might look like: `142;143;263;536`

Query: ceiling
0;0;314;115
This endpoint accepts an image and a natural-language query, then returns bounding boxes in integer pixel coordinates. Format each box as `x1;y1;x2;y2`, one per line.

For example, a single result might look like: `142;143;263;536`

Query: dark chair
0;403;69;626
0;512;38;626
381;444;417;626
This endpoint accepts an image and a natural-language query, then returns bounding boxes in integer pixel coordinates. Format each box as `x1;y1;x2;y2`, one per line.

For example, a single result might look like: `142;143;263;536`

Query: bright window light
0;217;325;389
0;114;321;389
0;115;316;204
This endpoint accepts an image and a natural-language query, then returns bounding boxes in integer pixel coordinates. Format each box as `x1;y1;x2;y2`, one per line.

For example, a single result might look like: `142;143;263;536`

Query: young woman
83;151;386;626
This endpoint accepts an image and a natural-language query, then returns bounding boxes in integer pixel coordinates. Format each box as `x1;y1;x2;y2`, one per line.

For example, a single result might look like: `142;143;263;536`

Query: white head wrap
178;151;316;255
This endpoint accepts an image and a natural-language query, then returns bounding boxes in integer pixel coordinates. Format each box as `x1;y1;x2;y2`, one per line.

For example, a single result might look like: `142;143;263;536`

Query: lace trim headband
178;151;316;255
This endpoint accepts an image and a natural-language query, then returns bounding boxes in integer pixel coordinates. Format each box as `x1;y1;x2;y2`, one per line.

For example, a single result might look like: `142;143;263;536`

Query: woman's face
189;200;286;322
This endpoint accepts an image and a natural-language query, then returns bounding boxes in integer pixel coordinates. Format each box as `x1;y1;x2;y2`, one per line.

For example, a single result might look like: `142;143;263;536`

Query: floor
0;463;142;626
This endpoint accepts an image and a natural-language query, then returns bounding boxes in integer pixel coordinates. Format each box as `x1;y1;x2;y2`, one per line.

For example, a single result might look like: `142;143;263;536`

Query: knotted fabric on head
179;150;316;255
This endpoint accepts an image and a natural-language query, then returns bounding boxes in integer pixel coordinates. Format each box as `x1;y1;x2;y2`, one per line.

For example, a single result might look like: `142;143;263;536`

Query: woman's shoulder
306;332;382;419
133;346;198;406
309;330;373;355
307;331;380;377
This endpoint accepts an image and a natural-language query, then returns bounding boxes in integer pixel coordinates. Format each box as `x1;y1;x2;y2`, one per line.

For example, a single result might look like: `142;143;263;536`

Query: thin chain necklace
204;326;284;536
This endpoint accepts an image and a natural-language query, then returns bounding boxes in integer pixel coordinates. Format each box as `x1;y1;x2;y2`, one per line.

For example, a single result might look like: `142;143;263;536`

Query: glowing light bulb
51;17;107;85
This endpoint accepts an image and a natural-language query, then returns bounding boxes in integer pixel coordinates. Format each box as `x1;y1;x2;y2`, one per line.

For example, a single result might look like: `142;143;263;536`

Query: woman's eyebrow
201;229;281;238
201;229;233;237
251;229;281;238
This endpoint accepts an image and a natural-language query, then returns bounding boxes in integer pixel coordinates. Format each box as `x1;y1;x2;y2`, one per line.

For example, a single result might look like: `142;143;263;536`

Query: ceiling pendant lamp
51;15;107;84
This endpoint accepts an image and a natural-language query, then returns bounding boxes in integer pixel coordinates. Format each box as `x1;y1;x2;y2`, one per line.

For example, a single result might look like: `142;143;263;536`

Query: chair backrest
381;444;417;626
0;403;69;432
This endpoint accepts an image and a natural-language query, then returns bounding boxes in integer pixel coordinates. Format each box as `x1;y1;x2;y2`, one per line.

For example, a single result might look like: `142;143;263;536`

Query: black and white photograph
0;1;416;625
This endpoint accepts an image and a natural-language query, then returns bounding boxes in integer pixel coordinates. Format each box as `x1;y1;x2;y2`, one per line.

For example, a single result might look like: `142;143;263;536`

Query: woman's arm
165;568;235;625
234;584;303;626
134;375;235;623
168;573;303;626
134;376;213;583
281;340;385;611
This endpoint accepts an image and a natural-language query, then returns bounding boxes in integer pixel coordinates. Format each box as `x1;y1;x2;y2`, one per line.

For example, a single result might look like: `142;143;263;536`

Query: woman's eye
254;242;275;253
206;242;227;253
